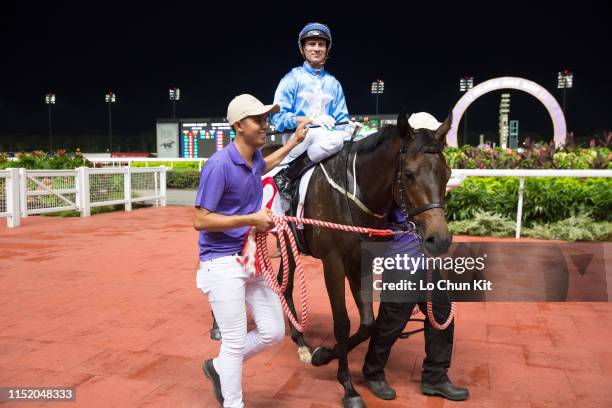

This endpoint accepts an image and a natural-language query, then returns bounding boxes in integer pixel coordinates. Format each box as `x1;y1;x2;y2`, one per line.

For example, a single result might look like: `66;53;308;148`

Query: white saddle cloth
261;166;315;229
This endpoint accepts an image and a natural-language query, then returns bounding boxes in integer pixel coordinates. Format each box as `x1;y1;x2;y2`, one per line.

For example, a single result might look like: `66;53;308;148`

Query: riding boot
273;152;315;202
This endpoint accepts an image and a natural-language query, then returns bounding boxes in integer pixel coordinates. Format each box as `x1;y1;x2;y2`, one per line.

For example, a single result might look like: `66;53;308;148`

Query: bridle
395;138;445;218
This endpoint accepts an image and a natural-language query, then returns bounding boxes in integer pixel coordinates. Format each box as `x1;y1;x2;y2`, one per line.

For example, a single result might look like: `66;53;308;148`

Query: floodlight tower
45;92;56;152
105;91;117;152
459;76;474;145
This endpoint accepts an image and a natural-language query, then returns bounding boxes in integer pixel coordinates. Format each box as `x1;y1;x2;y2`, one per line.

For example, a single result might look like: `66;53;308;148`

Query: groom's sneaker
202;359;224;405
421;381;469;401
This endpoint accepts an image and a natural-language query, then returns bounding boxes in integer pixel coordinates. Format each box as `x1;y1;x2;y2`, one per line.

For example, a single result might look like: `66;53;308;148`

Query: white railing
20;169;80;216
3;167;166;228
82;167;166;216
449;169;612;239
6;165;609;237
88;157;207;171
0;169;21;228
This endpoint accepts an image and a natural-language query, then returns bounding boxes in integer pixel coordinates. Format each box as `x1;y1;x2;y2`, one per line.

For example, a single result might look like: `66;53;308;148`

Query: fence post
18;168;28;218
515;177;525;239
77;167;91;217
124;166;132;212
6;168;21;228
159;166;167;207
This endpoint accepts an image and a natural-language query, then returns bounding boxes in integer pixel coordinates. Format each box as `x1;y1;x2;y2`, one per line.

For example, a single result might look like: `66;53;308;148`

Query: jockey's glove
311;114;336;130
346;120;364;136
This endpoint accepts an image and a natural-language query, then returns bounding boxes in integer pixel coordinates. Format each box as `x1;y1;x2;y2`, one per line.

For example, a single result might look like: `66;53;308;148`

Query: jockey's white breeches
281;127;351;164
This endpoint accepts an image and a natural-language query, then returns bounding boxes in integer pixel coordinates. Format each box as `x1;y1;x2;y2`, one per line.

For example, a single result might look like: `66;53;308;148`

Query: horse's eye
403;170;414;180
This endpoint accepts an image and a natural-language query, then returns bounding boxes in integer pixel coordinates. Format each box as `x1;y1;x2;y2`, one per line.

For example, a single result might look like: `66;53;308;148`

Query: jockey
272;22;356;201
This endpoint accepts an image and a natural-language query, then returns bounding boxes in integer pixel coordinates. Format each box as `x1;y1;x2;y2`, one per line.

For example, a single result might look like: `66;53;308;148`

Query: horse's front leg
345;270;375;353
317;256;366;408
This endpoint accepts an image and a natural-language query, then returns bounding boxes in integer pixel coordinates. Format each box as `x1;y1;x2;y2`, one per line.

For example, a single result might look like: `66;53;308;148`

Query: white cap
226;94;280;125
408;112;441;130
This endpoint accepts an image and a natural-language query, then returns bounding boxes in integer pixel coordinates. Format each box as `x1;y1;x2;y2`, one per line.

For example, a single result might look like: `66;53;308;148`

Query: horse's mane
349;125;443;154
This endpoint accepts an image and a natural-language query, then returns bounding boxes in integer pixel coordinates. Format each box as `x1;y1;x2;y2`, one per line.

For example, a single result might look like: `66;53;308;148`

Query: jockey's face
236;114;269;148
303;38;327;67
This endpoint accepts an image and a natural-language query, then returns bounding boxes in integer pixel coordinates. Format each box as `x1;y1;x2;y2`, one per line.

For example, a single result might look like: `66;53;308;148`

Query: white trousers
281;127;350;163
197;255;285;408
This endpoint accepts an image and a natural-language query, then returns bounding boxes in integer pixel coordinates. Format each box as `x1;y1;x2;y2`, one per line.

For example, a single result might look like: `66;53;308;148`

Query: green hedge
167;170;200;189
445;177;612;224
443;146;611;169
131;161;202;170
448;212;612;241
0;151;91;169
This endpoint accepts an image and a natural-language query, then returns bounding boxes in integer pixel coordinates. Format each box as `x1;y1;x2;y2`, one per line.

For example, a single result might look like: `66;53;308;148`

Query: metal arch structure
447;76;567;148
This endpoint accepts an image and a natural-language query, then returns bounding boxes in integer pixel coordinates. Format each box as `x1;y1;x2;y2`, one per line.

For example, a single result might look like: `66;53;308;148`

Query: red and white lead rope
243;215;455;332
426;268;456;330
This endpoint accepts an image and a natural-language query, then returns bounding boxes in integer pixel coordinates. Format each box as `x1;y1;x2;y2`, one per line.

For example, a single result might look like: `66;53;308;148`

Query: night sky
1;1;611;149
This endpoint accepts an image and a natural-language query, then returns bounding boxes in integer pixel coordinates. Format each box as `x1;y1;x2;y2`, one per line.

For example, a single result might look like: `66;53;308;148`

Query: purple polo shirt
195;142;265;261
389;207;420;246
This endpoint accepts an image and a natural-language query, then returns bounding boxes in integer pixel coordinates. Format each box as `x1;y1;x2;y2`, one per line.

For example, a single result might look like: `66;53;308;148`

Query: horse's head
394;111;452;256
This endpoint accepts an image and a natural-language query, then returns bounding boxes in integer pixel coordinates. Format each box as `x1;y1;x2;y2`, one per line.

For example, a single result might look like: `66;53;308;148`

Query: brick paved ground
1;207;610;407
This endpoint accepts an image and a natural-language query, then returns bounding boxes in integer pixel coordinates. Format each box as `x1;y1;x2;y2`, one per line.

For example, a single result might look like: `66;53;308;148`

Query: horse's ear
435;110;453;143
397;109;415;141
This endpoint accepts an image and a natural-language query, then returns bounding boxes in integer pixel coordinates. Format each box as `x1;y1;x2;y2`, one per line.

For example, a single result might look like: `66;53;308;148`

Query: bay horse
279;109;453;408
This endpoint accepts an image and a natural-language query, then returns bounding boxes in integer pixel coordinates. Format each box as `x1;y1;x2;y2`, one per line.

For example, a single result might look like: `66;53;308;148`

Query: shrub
445;177;612;224
523;214;612;241
448;212;612;241
131;161;203;170
443;146;611;169
0;150;92;169
448;212;517;237
167;169;200;189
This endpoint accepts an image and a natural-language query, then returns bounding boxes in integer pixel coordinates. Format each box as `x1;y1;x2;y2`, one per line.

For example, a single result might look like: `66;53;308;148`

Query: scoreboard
180;121;235;158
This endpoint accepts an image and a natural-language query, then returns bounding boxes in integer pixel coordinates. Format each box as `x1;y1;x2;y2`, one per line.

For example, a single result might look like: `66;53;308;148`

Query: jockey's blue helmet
298;22;332;59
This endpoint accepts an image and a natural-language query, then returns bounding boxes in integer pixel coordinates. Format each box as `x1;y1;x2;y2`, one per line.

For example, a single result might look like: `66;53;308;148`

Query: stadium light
169;86;181;119
459;76;474;92
45;93;55;152
557;69;573;116
459;76;474;145
105;91;117;152
371;79;384;115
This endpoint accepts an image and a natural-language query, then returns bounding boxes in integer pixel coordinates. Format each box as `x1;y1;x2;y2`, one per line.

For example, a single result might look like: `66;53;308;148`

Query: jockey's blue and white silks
271;61;350;133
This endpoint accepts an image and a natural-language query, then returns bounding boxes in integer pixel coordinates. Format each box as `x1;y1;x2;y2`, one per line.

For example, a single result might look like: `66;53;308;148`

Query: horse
277;109;453;408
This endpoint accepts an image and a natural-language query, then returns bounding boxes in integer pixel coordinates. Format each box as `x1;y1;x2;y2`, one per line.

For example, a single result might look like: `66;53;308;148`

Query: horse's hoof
210;328;222;341
297;346;312;363
343;395;367;408
311;346;334;367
